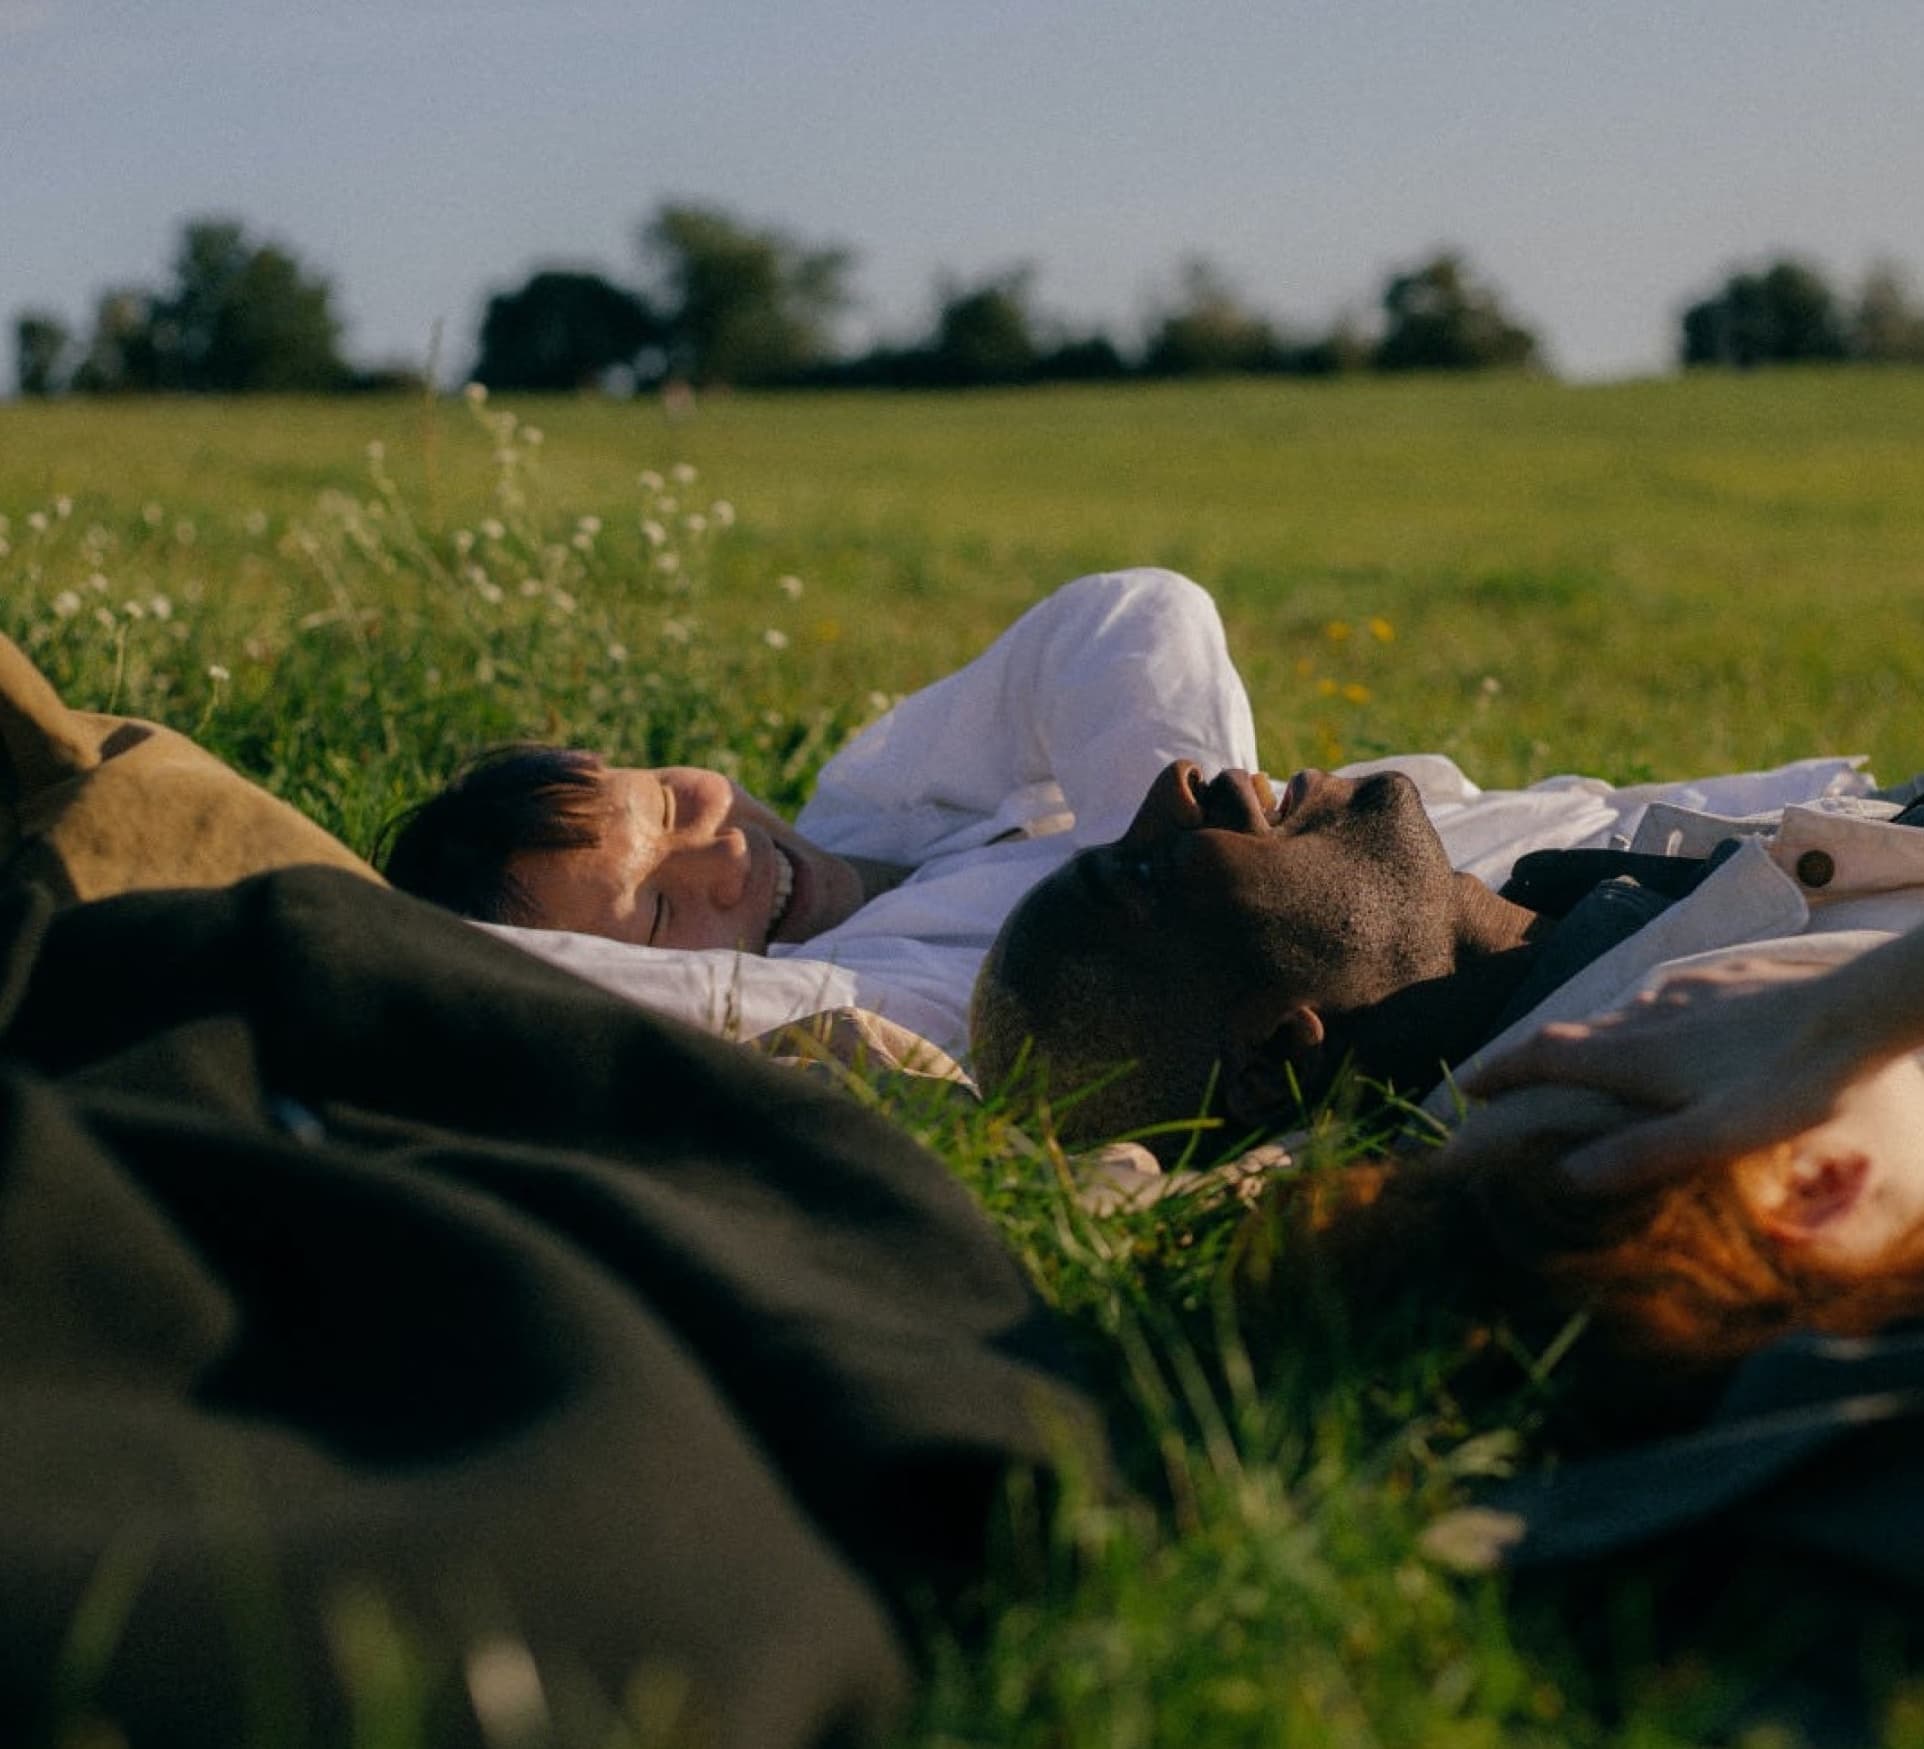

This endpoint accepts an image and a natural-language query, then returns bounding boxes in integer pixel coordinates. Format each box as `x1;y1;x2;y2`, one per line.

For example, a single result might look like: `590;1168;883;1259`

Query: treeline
15;204;1924;399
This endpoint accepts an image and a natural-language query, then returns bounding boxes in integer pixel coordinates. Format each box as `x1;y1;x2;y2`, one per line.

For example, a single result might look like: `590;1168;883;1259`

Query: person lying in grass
383;566;1877;1057
1244;928;1924;1435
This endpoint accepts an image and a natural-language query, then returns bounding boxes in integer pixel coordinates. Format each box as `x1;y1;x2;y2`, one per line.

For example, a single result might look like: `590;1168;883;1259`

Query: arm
1454;927;1924;1188
795;569;1259;862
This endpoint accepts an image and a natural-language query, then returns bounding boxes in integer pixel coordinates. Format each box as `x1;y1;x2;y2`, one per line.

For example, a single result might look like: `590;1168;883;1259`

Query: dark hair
378;745;609;923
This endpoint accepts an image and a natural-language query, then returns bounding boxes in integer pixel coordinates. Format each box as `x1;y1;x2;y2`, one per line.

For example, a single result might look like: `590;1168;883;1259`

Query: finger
1436;1086;1645;1171
1556;1112;1728;1194
1459;1023;1602;1097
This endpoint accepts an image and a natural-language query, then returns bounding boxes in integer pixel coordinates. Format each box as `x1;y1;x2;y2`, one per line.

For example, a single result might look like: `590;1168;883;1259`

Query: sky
5;0;1923;383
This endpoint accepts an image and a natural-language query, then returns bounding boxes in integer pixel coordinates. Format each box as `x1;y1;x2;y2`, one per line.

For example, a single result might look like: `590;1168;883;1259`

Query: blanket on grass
0;867;1102;1747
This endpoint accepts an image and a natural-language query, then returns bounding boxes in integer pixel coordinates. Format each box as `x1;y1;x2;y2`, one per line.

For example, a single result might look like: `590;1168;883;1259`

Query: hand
1460;956;1865;1192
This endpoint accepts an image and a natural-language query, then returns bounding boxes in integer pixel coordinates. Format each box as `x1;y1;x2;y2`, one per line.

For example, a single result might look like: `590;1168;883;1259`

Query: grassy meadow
7;372;1924;1746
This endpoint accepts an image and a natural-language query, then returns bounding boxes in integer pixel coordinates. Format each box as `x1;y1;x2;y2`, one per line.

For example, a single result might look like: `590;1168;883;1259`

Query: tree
640;203;852;386
1373;251;1539;372
472;270;659;391
14;311;71;397
926;268;1040;385
69;288;161;394
1851;260;1924;364
1142;258;1289;376
1680;258;1848;368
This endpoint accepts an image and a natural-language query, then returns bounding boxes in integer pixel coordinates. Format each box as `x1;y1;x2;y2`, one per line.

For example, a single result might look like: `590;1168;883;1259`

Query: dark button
1795;849;1836;889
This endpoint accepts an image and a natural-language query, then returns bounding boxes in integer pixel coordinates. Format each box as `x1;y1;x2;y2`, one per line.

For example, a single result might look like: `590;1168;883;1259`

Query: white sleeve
795;568;1259;862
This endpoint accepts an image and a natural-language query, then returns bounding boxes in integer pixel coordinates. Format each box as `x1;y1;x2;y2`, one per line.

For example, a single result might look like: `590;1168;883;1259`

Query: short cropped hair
379;745;608;924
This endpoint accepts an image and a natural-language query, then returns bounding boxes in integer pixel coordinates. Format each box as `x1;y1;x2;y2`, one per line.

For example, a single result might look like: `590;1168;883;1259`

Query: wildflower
464;382;489;405
454;530;475;555
1480;675;1502;696
477;581;504;605
654;551;681;575
519;578;542;598
671;462;697;485
866;691;893;716
1342;682;1371;705
1317;677;1339;698
122;599;146;620
683;513;706;535
366;440;386;463
571;533;594;552
522;426;543;445
606;642;629;665
475;656;497;684
637;469;663;492
710;499;735;527
662;617;692;645
207;663;231;683
244;509;270;536
640;519;667;547
149;594;173;620
174;520;196;546
657;496;678;516
1323;620;1351;642
27;512;48;533
87;572;110;593
93;606;116;631
480;518;505;541
142;503;163;527
576;514;602;536
1295;655;1316;678
777;574;804;600
52;590;81;619
54;496;72;519
762;628;789;651
551;588;577;615
813;618;841;643
1368;615;1395;642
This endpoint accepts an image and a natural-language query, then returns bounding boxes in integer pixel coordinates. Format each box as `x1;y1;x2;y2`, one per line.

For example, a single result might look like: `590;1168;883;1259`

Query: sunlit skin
508;765;891;953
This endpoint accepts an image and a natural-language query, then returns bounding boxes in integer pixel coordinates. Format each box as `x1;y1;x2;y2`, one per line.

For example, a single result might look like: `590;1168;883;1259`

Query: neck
846;855;911;905
1338;876;1548;1095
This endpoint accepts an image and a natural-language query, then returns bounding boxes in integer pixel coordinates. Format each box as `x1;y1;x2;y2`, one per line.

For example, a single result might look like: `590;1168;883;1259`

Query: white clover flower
682;513;707;535
464;382;489;405
243;509;269;536
762;627;789;651
366;440;385;463
479;518;505;541
52;590;81;619
123;599;145;619
657;496;677;515
493;448;517;467
576;514;602;535
637;469;663;492
777;574;804;600
478;581;504;605
653;551;680;574
149;594;172;620
142;502;163;527
521;426;543;446
866;690;895;715
93;606;116;631
640;519;666;547
662;617;692;646
87;572;110;593
207;663;231;683
671;462;697;485
27;512;48;533
54;496;72;519
551;588;577;614
174;520;196;546
454;530;475;555
519;578;542;598
710;500;735;527
606;642;628;664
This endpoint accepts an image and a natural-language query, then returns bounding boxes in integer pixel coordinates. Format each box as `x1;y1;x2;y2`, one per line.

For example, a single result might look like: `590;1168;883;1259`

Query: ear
1221;997;1326;1130
1756;1147;1872;1245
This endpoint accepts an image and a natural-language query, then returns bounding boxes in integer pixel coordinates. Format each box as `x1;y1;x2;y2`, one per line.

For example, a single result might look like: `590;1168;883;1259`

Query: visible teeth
769;848;795;932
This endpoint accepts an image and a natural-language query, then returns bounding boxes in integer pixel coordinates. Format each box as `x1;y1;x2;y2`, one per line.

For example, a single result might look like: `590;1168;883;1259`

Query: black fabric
0;869;1103;1747
1496;845;1731;917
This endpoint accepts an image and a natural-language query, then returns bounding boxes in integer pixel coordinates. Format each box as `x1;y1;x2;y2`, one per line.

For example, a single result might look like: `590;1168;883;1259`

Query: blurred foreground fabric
0;868;1101;1747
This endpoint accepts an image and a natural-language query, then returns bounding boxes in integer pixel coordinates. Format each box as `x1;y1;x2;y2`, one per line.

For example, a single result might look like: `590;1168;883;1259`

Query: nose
1119;760;1207;848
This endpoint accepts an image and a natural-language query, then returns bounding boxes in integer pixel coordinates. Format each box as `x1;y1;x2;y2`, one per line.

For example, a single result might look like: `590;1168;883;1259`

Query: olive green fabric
0;869;1100;1747
0;632;379;903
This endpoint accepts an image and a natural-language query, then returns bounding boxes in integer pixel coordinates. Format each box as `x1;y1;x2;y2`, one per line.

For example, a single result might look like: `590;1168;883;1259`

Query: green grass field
7;374;1924;1746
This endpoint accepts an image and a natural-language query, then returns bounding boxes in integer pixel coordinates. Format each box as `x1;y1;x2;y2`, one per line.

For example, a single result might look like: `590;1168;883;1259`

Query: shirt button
1795;849;1836;889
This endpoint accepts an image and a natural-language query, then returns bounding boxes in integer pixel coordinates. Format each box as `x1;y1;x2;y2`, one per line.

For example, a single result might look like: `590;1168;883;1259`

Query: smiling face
973;758;1470;1147
508;765;867;953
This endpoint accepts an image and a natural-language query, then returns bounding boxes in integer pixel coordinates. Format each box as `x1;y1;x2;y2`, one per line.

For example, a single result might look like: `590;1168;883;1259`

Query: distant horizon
7;1;1920;386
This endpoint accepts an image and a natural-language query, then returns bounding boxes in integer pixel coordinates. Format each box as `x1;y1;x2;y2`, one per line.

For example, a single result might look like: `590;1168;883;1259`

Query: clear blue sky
6;0;1921;382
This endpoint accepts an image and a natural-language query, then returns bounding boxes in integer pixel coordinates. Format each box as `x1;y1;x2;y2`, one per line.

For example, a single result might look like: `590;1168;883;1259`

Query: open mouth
1264;770;1317;827
768;845;797;936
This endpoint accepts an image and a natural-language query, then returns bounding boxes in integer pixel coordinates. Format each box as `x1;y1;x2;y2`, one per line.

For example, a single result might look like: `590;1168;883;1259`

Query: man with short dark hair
971;754;1924;1159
